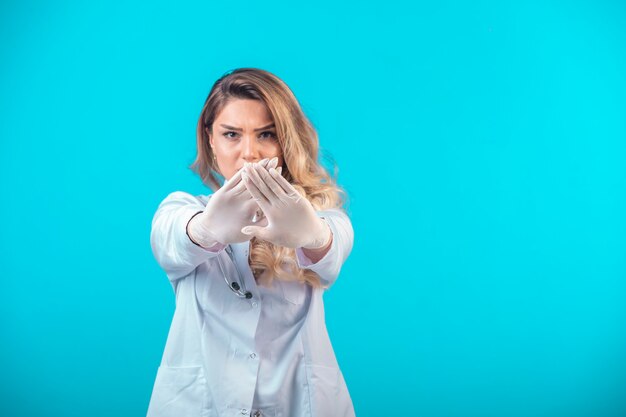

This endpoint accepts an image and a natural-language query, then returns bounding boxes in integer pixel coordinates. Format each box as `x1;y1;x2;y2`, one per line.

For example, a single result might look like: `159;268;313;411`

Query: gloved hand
239;161;332;249
187;157;278;247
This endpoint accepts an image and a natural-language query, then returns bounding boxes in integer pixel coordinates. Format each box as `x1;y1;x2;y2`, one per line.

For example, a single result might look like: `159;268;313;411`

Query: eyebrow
219;123;275;132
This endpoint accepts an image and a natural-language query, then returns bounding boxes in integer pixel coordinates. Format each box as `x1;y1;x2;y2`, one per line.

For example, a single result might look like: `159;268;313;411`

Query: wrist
301;220;333;264
186;211;220;249
302;219;332;250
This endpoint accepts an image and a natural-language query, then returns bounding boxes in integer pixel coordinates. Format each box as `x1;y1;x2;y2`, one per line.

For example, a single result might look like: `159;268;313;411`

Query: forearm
150;192;223;281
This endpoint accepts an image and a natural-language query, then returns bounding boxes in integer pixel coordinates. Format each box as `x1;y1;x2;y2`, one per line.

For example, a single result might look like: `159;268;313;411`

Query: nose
241;135;261;163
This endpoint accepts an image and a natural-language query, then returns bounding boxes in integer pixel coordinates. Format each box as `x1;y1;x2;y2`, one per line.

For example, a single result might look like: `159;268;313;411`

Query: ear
205;127;214;148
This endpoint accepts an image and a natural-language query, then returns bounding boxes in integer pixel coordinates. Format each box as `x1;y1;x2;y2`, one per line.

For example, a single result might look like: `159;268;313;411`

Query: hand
188;158;277;246
239;162;331;249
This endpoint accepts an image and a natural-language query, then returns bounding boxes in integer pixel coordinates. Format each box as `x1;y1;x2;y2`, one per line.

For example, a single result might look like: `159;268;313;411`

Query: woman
147;68;356;417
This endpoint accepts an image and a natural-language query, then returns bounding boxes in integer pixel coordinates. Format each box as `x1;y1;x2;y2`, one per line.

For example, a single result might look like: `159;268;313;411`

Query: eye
260;131;277;140
223;131;238;139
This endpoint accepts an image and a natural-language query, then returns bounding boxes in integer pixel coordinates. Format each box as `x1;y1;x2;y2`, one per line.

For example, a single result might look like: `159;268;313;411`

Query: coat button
240;409;247;415
249;352;257;359
251;301;258;308
252;411;262;417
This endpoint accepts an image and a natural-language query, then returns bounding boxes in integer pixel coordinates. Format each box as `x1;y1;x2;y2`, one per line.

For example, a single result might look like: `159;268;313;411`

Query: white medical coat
146;191;356;417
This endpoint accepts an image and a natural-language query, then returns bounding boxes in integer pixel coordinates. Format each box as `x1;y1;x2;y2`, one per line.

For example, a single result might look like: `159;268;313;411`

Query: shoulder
158;191;212;207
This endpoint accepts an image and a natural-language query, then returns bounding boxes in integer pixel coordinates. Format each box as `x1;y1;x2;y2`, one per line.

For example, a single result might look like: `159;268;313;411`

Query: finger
242;170;272;211
241;225;265;239
231;179;250;197
252;163;284;203
229;168;253;197
227;160;267;196
268;167;302;203
245;163;279;206
267;157;279;169
225;159;271;196
222;167;243;192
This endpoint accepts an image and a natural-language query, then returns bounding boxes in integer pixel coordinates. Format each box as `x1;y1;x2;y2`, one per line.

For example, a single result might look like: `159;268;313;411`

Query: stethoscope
216;245;253;299
214;207;265;299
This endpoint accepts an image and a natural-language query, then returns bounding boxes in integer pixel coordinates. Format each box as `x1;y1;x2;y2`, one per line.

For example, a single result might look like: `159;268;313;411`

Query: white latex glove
239;161;332;249
187;157;278;247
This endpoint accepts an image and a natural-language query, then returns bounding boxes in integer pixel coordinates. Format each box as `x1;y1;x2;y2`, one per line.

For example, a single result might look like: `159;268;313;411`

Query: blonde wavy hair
190;68;348;289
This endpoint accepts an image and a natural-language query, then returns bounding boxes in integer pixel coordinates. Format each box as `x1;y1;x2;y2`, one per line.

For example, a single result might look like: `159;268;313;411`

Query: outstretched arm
150;191;223;283
294;208;354;289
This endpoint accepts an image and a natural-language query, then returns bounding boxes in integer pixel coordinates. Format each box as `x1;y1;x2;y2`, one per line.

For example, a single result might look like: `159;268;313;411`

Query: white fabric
147;191;356;417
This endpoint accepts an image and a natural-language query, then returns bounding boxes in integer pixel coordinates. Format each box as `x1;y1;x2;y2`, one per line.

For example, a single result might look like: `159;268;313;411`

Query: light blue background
1;1;625;416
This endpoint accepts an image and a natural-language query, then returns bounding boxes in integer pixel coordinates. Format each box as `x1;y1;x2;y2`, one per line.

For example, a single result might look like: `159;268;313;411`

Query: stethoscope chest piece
218;245;253;299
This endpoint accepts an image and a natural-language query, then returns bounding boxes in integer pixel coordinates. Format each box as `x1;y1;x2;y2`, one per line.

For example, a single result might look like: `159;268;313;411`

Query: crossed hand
240;158;331;250
187;157;331;250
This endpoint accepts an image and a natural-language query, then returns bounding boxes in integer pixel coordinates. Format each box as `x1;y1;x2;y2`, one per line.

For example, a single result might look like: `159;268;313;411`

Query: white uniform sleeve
150;191;223;282
294;208;354;289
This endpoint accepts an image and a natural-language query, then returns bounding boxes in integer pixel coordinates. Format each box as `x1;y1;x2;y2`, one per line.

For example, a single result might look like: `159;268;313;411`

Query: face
207;98;284;181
